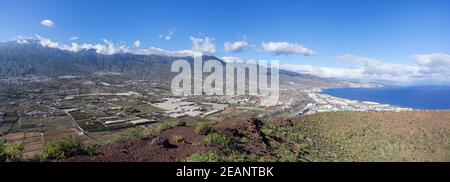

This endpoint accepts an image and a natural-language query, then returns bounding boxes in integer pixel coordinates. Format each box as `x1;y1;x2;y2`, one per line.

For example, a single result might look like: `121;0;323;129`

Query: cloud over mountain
190;36;216;55
12;35;450;85
282;53;450;85
134;40;141;48
15;35;206;57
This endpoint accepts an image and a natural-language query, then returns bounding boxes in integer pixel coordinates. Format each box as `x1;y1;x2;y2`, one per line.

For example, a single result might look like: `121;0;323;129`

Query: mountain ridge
0;40;347;88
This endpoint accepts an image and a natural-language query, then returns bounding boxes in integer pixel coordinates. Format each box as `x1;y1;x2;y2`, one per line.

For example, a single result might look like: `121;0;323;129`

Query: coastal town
301;88;413;114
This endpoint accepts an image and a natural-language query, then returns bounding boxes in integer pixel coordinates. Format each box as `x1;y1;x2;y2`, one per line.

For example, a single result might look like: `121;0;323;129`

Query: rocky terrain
64;111;449;162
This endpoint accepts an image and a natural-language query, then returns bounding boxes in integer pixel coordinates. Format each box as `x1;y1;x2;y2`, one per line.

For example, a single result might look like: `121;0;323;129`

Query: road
39;104;100;141
63;110;86;135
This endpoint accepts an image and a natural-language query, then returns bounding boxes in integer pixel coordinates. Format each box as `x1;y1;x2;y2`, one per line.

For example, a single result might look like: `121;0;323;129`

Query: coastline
301;87;413;115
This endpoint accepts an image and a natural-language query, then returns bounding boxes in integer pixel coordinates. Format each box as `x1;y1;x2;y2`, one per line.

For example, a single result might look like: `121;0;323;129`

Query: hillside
266;111;450;162
63;111;449;162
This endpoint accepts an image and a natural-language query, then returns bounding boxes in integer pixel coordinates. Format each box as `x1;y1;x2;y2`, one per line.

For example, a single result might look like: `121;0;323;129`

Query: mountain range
0;40;348;88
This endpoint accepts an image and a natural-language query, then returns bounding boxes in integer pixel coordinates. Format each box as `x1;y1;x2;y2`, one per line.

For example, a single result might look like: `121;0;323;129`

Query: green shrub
172;135;184;143
285;130;305;143
155;123;172;133
297;143;310;153
0;143;5;162
185;151;220;162
6;142;24;162
204;133;232;148
128;128;146;140
278;150;298;162
170;120;186;127
0;141;24;162
107;136;126;144
256;156;277;162
223;153;246;162
195;122;214;135
42;137;95;160
261;127;273;137
0;136;5;143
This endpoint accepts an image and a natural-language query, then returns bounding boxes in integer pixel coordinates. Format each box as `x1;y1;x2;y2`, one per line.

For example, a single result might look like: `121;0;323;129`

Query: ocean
323;86;450;110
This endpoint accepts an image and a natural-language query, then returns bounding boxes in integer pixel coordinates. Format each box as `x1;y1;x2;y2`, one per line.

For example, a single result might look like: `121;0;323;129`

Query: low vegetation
170;120;186;127
171;135;184;143
222;153;248;162
195;122;214;135
154;123;172;134
203;133;232;148
128;128;147;140
264;111;450;162
185;151;220;162
42;137;96;160
185;151;260;162
32;111;447;162
0;141;24;162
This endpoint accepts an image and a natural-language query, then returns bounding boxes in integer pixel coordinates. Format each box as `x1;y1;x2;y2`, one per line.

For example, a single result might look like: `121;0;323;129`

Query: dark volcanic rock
150;137;176;148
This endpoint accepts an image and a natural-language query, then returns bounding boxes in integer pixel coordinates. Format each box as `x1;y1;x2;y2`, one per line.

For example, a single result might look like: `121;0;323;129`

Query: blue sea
323;86;450;110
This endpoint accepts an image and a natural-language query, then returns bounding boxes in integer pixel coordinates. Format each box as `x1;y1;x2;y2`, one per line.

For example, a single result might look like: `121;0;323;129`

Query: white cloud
337;55;420;78
134;40;141;48
20;34;214;57
31;35;194;57
224;40;248;53
98;39;128;55
11;35;450;85
412;53;450;74
159;29;176;40
69;36;79;41
282;53;450;85
190;36;216;55
35;35;60;48
262;41;315;56
14;36;31;44
132;47;193;57
31;35;217;57
16;39;29;44
34;35;127;55
40;19;54;28
281;64;363;79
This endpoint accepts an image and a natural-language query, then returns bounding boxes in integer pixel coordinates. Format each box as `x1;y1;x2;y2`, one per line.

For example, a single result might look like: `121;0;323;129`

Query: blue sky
1;0;450;84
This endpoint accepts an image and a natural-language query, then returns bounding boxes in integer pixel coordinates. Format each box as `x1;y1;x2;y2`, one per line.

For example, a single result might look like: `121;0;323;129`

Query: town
301;88;413;114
